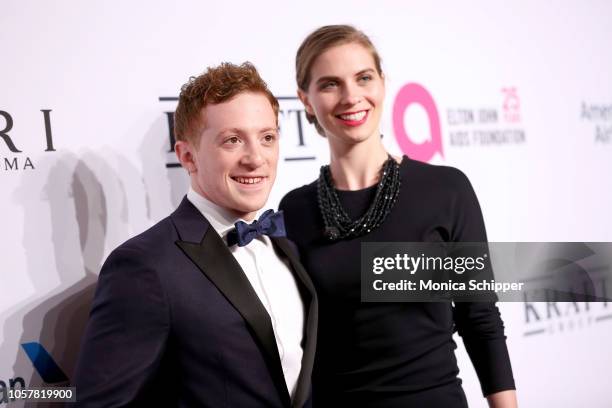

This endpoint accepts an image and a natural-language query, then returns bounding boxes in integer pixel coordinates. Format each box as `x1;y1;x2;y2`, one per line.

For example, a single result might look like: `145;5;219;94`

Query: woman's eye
359;75;373;82
264;134;277;143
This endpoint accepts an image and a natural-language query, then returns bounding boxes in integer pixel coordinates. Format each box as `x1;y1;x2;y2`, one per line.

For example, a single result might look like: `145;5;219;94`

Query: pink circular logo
392;83;443;162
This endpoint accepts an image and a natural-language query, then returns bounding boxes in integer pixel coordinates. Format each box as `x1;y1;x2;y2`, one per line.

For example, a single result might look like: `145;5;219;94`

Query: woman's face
299;42;385;146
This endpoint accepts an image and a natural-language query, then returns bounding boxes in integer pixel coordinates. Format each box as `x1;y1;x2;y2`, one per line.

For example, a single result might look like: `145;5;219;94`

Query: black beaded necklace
317;155;401;240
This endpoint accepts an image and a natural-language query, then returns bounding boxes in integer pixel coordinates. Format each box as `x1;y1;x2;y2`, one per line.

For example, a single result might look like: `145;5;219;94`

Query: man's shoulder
108;215;178;262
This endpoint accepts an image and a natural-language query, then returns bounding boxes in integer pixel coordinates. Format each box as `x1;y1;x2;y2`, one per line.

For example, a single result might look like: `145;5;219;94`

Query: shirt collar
187;187;262;238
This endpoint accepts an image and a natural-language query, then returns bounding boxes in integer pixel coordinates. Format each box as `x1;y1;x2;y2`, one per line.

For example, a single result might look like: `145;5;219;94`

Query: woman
279;25;517;407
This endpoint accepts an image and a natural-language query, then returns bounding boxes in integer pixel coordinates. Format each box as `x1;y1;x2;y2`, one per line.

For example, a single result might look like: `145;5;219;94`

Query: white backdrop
1;1;611;406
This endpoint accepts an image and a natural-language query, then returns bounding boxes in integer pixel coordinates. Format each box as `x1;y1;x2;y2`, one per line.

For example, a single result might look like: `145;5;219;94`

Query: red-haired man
74;62;317;408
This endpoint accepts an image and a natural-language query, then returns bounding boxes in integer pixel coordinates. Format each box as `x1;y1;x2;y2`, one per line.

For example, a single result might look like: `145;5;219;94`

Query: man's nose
241;142;265;168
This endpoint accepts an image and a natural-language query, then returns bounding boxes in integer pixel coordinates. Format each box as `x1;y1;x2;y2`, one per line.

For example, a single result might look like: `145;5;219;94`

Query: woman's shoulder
279;180;321;242
401;155;473;193
279;179;318;212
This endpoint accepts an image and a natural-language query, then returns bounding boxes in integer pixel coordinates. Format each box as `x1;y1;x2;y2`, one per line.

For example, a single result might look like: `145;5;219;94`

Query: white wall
1;1;611;406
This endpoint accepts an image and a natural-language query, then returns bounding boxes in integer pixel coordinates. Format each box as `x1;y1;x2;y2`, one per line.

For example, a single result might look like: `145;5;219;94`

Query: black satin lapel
176;229;291;407
272;238;317;296
272;237;319;408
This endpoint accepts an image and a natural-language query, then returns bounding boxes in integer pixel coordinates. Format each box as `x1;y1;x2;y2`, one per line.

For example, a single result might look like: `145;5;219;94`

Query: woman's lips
335;110;369;126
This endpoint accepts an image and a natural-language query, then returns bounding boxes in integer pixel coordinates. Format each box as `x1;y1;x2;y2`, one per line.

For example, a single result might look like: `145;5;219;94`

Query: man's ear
175;140;196;174
297;89;314;116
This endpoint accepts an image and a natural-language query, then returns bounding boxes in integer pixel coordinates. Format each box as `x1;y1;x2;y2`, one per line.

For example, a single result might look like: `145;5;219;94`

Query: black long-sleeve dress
279;156;515;407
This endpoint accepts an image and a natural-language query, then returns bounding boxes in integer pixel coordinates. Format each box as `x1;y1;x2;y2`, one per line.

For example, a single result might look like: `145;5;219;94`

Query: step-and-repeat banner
2;1;611;406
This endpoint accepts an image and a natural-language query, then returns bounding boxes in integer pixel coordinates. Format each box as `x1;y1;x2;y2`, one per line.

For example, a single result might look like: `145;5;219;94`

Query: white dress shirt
187;188;305;398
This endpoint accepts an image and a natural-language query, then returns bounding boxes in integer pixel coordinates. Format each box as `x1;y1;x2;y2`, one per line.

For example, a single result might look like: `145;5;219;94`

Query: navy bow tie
226;209;287;247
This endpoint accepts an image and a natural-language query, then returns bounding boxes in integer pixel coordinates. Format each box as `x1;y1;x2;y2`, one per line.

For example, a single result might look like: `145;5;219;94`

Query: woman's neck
328;136;389;190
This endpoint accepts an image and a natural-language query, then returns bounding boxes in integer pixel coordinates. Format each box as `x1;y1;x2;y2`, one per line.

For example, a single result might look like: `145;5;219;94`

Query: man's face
179;92;279;220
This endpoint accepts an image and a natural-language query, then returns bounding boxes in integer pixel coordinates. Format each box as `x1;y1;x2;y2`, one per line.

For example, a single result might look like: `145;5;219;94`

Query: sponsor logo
21;342;68;384
159;96;319;169
521;243;611;336
0;343;67;404
0;377;25;405
392;83;443;163
392;84;527;162
0;109;57;172
523;302;611;337
580;101;612;144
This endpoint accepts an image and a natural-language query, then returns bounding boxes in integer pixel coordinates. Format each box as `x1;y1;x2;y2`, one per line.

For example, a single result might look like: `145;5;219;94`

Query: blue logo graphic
20;342;68;383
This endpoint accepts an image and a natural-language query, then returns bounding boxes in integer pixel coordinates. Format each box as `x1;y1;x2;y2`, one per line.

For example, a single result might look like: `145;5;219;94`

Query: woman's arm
487;389;518;408
449;168;517;400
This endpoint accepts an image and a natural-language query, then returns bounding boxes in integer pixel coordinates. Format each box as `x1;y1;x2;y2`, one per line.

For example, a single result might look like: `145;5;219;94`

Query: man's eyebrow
259;127;279;133
216;127;279;136
215;128;242;137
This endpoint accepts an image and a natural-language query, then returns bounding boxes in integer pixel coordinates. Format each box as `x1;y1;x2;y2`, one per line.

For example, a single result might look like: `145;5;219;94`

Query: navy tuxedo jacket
73;197;318;407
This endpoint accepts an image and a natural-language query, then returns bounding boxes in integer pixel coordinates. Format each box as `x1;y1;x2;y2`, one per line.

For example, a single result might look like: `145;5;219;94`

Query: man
73;62;317;407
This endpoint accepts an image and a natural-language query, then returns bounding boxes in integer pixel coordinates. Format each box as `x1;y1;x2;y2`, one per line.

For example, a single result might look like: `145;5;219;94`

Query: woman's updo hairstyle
295;25;383;136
